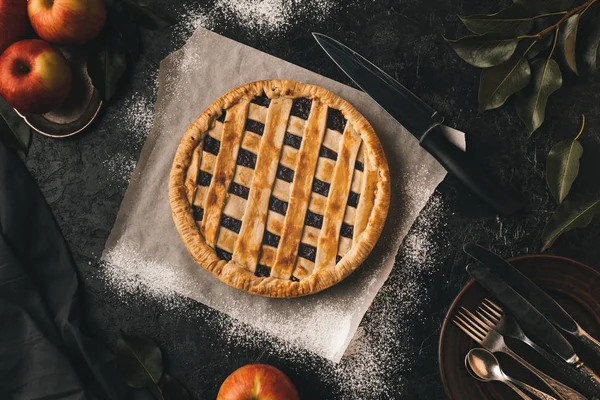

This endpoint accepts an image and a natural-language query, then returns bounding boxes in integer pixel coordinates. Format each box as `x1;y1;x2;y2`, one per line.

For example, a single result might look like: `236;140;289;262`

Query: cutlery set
454;244;600;399
466;348;552;400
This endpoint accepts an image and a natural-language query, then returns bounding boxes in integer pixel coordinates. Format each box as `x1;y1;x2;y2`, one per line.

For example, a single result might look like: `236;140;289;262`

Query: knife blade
313;32;522;216
464;243;600;362
467;263;600;394
467;263;576;362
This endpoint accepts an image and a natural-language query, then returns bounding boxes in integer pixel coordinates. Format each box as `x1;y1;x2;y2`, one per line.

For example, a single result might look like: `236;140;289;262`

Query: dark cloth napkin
0;141;126;400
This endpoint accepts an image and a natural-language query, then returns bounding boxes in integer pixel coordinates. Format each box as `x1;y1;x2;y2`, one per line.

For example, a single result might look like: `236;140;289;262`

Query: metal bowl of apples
0;0;106;138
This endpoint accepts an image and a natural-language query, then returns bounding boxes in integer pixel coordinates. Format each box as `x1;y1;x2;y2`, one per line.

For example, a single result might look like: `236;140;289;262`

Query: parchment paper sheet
102;27;464;362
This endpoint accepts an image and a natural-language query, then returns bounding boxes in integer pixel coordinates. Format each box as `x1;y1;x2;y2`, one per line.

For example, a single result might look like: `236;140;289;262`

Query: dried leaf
515;0;574;13
116;331;163;388
119;0;172;30
446;34;520;68
546;116;584;204
515;56;563;135
0;95;31;155
542;193;600;251
161;374;191;400
460;4;534;36
104;0;171;29
87;28;129;102
108;7;141;60
479;53;531;112
558;14;580;74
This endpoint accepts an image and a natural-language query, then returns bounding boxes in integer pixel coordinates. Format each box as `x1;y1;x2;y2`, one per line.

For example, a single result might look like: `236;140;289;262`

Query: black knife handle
420;125;522;216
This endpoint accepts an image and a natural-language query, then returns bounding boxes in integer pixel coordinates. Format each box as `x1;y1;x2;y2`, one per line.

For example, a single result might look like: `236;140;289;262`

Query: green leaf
447;34;520;68
546;117;584;204
580;15;600;77
542;193;600;251
558;14;580;74
161;374;191;400
116;331;163;388
460;4;534;36
479;53;531;112
87;28;129;102
0;95;31;155
515;57;562;135
527;34;553;59
515;0;574;13
526;18;556;59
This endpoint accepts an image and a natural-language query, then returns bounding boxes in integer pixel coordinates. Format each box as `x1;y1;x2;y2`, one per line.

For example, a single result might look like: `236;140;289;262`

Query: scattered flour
103;153;137;183
117;93;156;142
171;0;337;42
100;193;446;398
102;92;156;183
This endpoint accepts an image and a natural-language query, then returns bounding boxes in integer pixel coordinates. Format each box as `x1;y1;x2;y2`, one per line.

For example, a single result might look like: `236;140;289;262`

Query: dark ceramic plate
15;46;102;138
439;255;600;400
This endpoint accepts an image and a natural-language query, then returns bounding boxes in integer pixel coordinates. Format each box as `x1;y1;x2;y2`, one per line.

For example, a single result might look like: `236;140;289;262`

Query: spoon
466;348;558;400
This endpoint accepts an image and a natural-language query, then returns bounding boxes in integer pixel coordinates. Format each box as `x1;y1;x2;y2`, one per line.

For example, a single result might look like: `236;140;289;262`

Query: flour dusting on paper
101;192;446;398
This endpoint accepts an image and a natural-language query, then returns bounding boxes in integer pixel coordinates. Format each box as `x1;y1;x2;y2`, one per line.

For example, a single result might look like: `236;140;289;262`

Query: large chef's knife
465;243;600;361
467;263;600;395
313;33;522;216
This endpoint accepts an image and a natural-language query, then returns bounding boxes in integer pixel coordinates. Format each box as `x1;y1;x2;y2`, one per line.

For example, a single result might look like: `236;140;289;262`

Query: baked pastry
169;80;390;298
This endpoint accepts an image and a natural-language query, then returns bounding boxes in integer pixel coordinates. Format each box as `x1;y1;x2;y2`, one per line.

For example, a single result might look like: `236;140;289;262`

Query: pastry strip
186;142;203;204
216;226;238;254
201;100;250;246
353;146;378;244
233;98;293;271
271;100;328;279
248;103;267;123
259;245;276;267
315;124;362;270
308;192;327;215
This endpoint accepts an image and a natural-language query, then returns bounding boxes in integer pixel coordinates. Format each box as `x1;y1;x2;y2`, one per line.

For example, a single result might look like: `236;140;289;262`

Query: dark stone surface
21;0;600;398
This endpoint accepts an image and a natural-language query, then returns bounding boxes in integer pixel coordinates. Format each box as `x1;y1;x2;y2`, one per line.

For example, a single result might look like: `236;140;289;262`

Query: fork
479;299;600;399
454;307;587;400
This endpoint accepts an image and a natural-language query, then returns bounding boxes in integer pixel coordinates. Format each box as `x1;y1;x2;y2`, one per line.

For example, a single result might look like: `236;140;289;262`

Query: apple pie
169;80;390;297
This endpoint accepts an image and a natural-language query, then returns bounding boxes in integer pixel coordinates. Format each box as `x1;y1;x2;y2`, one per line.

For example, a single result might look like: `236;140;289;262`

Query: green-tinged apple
217;364;300;400
0;0;30;54
0;39;72;114
28;0;106;45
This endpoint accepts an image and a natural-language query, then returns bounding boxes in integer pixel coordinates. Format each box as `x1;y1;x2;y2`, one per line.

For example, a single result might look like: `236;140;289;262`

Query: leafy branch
447;0;600;135
542;115;600;250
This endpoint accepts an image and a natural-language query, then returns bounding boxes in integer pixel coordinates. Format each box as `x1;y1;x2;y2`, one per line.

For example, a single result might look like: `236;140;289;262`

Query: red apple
0;0;30;54
28;0;106;45
217;364;300;400
0;39;72;114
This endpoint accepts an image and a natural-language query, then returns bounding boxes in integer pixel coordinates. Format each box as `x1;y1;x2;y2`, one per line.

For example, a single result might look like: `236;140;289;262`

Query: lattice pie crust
169;80;390;297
